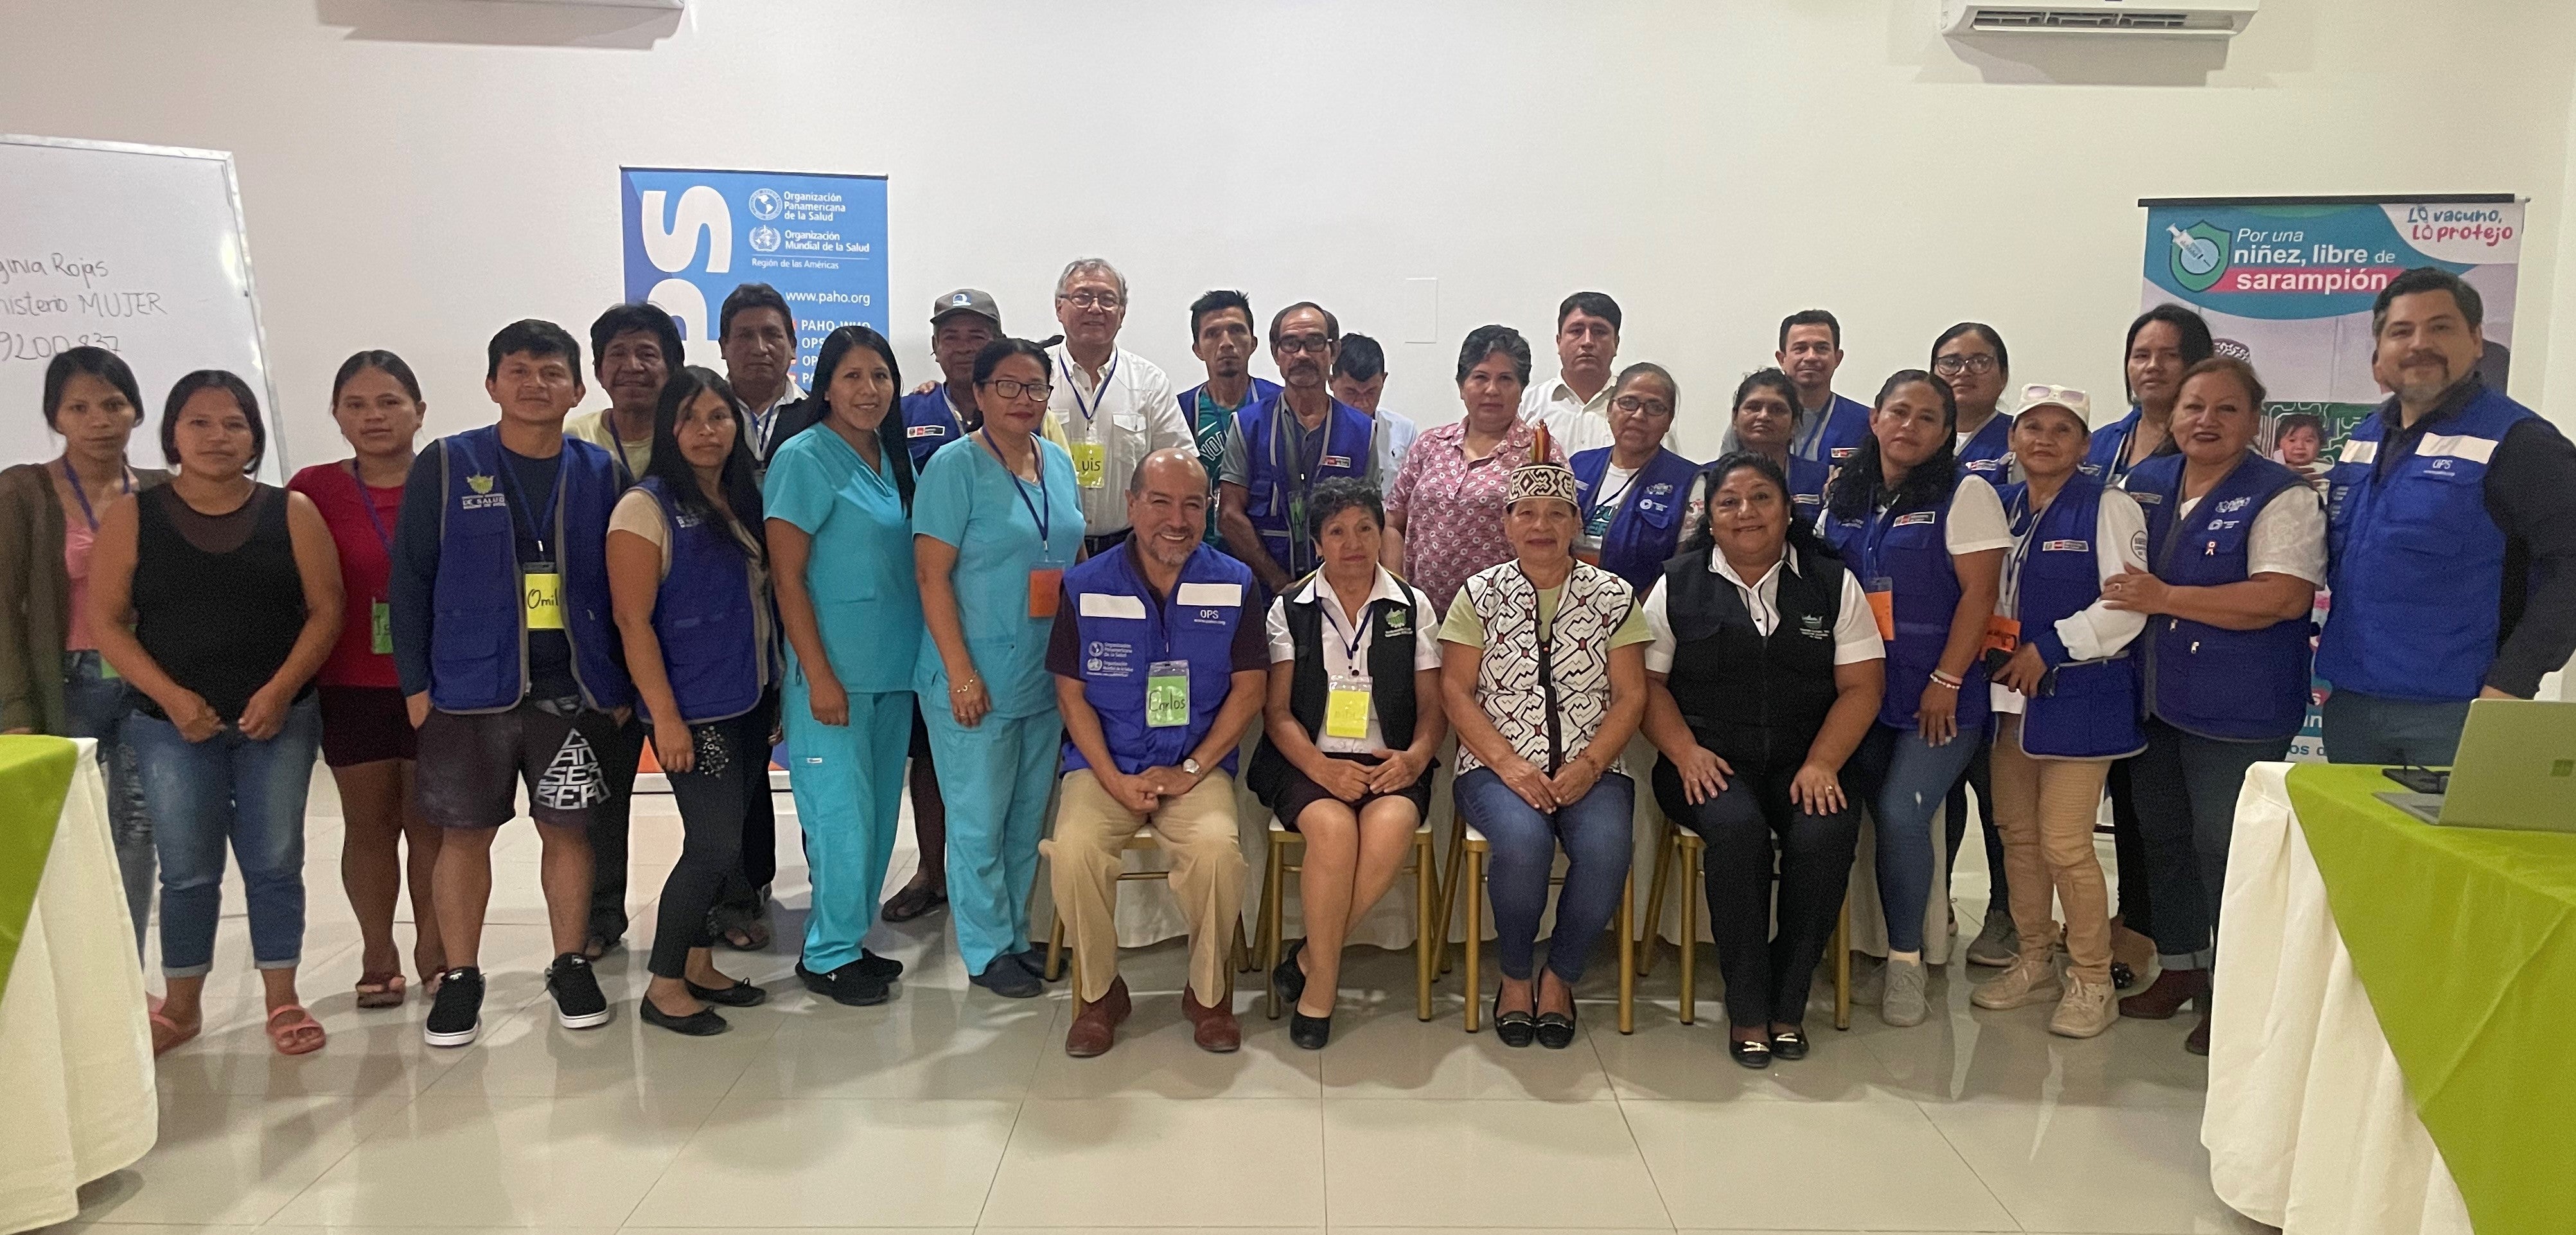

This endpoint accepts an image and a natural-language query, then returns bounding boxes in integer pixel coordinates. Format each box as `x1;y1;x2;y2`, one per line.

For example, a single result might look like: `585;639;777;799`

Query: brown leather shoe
2184;1009;2212;1056
1064;977;1131;1058
2118;966;2209;1020
1181;983;1240;1053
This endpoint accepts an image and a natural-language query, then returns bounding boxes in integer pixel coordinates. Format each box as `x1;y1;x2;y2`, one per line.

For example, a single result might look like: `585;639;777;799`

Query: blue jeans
2131;718;2290;969
128;693;321;978
1846;723;1981;953
2320;690;2473;767
1454;766;1634;984
62;651;154;961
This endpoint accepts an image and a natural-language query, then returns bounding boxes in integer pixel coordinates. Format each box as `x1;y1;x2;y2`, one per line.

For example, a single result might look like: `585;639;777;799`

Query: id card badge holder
1324;674;1373;740
1070;441;1107;490
1027;558;1067;619
1982;614;2021;654
524;562;566;631
372;600;394;655
1146;660;1191;728
1864;576;1896;641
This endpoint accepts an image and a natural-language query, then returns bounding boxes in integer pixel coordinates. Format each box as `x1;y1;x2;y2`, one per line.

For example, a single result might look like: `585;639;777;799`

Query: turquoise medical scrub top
911;433;1086;718
763;423;922;694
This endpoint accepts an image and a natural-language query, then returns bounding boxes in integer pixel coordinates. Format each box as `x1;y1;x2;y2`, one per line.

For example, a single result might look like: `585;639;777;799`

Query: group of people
4;258;2569;1067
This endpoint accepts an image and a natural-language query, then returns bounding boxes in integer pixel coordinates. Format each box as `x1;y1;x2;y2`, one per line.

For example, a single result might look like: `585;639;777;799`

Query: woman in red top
287;351;441;1006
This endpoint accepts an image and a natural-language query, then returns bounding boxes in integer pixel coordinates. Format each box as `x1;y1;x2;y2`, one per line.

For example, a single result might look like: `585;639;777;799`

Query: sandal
149;1003;199;1057
265;1004;327;1056
354;971;407;1009
879;880;949;923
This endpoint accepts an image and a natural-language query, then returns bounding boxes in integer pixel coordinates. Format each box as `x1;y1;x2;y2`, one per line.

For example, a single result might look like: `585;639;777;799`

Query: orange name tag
1028;567;1064;619
1866;589;1896;641
1983;614;2022;653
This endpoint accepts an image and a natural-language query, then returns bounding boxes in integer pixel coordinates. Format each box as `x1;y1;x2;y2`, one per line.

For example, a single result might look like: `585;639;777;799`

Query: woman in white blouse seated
1248;479;1449;1051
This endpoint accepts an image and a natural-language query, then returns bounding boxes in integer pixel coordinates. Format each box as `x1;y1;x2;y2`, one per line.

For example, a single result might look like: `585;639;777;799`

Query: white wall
3;0;2570;470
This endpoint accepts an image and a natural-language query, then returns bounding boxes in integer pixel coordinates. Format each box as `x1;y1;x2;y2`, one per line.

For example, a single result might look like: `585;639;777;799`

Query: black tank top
134;483;308;721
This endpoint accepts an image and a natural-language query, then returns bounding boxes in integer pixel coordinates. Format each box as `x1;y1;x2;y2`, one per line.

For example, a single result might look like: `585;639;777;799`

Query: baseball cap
930;288;1001;330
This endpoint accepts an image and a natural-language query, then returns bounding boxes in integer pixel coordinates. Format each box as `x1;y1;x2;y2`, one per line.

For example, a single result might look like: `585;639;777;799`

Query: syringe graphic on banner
2169;224;2223;279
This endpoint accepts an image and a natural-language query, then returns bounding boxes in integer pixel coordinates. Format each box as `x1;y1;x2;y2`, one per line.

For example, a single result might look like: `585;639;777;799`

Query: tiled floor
47;774;2274;1235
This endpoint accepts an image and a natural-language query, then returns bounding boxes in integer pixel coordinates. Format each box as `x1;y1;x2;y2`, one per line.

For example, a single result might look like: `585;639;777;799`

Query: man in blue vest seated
389;319;634;1049
2320;267;2576;765
1048;448;1268;1057
1218;301;1378;594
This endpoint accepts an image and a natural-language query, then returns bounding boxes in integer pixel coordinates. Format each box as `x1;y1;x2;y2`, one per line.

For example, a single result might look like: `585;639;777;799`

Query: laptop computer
2374;698;2576;833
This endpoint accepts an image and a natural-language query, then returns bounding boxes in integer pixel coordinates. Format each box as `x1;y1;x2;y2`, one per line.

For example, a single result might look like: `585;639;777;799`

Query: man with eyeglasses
1219;302;1377;593
1046;257;1188;557
1521;292;1623;455
1178;290;1280;546
1762;309;1873;466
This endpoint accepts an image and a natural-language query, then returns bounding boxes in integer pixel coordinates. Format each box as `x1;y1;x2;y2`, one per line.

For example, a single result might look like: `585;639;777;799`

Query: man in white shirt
1332;333;1419;483
563;302;680;484
1046;256;1188;555
1519;292;1621;456
720;282;806;465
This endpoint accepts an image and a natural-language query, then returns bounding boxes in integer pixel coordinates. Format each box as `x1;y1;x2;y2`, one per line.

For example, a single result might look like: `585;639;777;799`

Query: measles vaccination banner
620;167;887;390
2139;195;2523;758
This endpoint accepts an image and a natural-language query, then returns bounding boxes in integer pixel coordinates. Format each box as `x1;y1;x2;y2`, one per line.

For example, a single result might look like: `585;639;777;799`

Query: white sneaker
2049;977;2117;1038
1965;907;2020;968
1880;956;1928;1027
1971;954;2061;1010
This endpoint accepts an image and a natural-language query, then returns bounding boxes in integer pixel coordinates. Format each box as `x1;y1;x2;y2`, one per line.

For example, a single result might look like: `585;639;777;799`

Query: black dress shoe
1492;990;1537;1048
1769;1027;1809;1060
856;950;904;981
1289;1009;1332;1050
797;959;890;1006
1728;1035;1773;1069
1535;1006;1578;1050
640;997;728;1036
1272;938;1309;1008
686;978;769;1008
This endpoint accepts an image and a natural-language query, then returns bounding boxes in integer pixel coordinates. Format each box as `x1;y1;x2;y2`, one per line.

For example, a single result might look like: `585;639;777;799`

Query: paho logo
747;187;782;220
2167;221;2231;294
637;184;733;346
748;225;782;254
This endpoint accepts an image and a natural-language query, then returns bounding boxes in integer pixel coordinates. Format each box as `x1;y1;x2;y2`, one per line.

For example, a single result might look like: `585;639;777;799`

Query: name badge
1865;576;1896;641
372;600;393;655
1028;562;1066;619
1892;511;1938;528
1983;614;2020;653
906;424;944;439
1321;454;1352;470
1147;659;1190;728
524;566;564;630
1325;673;1373;740
1070;441;1107;489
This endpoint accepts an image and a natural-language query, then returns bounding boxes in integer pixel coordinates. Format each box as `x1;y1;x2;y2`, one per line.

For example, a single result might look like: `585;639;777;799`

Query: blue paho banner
620;166;887;389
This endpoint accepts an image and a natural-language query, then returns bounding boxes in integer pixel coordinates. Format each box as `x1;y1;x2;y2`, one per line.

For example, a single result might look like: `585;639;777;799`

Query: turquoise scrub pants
786;683;913;973
922;703;1062;975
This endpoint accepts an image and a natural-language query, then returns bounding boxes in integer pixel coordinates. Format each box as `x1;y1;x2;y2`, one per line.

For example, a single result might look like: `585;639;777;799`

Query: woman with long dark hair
1821;371;2007;1028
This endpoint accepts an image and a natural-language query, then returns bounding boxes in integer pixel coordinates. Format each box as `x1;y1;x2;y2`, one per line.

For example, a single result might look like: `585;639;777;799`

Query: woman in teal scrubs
766;326;922;1006
913;337;1085;999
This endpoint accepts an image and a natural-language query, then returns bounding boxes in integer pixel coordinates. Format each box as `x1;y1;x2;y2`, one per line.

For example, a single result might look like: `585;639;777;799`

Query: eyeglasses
1057;291;1122;310
1275;334;1335;355
982;378;1053;402
1932;353;1998;377
1611;395;1672;416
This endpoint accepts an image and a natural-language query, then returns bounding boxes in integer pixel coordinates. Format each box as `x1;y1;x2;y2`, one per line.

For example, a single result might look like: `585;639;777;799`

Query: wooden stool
1043;825;1249;994
1454;820;1636;1035
1255;817;1439;1021
1637;813;1851;1031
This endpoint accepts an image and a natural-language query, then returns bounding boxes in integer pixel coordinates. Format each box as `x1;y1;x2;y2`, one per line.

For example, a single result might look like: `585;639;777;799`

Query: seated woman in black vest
1641;452;1885;1068
1248;478;1448;1050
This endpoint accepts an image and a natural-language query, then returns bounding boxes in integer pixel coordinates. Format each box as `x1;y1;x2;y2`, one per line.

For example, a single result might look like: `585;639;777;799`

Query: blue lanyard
344;460;395;553
60;460;130;531
1065;351;1119;430
985;428;1053;546
493;448;565;558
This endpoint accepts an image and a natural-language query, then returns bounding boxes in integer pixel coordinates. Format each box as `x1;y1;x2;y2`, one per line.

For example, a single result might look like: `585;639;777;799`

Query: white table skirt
2202;761;2470;1234
0;740;159;1234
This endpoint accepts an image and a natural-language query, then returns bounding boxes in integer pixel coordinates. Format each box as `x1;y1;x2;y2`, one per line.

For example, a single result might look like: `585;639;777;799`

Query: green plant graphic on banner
2166;220;2231;293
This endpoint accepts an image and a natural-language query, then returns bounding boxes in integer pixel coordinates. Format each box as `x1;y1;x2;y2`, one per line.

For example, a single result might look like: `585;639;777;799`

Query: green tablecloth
2287;762;2576;1235
0;735;80;1008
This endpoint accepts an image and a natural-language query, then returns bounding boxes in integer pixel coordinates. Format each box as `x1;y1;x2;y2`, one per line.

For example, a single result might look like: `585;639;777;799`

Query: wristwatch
1181;757;1203;777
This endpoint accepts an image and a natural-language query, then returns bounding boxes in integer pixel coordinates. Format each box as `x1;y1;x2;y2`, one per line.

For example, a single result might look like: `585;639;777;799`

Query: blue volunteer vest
1061;543;1256;775
1786;454;1830;517
1997;475;2142;758
2318;384;2535;702
2081;407;2146;483
899;388;972;470
1573;446;1698;596
1236;392;1375;574
1958;412;2015;483
2126;451;2314;741
635;478;766;725
428;425;631;713
1822;484;1991;732
1799;393;1874;466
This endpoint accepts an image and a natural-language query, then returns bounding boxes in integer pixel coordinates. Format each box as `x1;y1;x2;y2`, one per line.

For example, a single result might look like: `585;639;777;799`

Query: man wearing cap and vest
1219;302;1377;594
1048;448;1267;1057
2318;267;2576;765
1047;257;1190;558
901;289;1005;470
390;319;633;1049
1179;290;1280;546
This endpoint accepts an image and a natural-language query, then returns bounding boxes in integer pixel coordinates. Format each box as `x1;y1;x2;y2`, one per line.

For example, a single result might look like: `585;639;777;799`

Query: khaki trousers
1048;770;1247;1004
1989;716;2115;984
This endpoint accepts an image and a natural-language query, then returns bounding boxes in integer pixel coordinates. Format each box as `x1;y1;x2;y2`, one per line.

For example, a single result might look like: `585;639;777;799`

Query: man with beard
2318;267;2576;765
1178;289;1279;545
1520;292;1621;455
1219;302;1377;593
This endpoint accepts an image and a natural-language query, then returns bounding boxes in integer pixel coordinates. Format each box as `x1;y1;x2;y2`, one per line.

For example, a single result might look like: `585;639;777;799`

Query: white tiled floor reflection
50;771;2273;1234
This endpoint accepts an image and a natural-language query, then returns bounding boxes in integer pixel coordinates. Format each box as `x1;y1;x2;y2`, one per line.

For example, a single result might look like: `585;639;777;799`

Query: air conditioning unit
1939;0;2257;38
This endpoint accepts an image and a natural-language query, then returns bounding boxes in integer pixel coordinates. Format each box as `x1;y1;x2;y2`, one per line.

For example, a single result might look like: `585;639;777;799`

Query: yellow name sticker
524;571;565;630
1070;441;1107;490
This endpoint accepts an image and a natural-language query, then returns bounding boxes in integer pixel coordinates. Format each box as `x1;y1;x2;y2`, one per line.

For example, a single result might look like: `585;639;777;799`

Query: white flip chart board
1;136;286;482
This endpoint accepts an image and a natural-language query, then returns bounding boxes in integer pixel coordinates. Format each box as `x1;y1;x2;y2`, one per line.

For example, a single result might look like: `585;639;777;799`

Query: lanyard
1324;588;1374;664
985;427;1053;545
1064;351;1120;431
344;459;395;553
493;449;565;558
60;460;131;531
2002;488;2046;617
